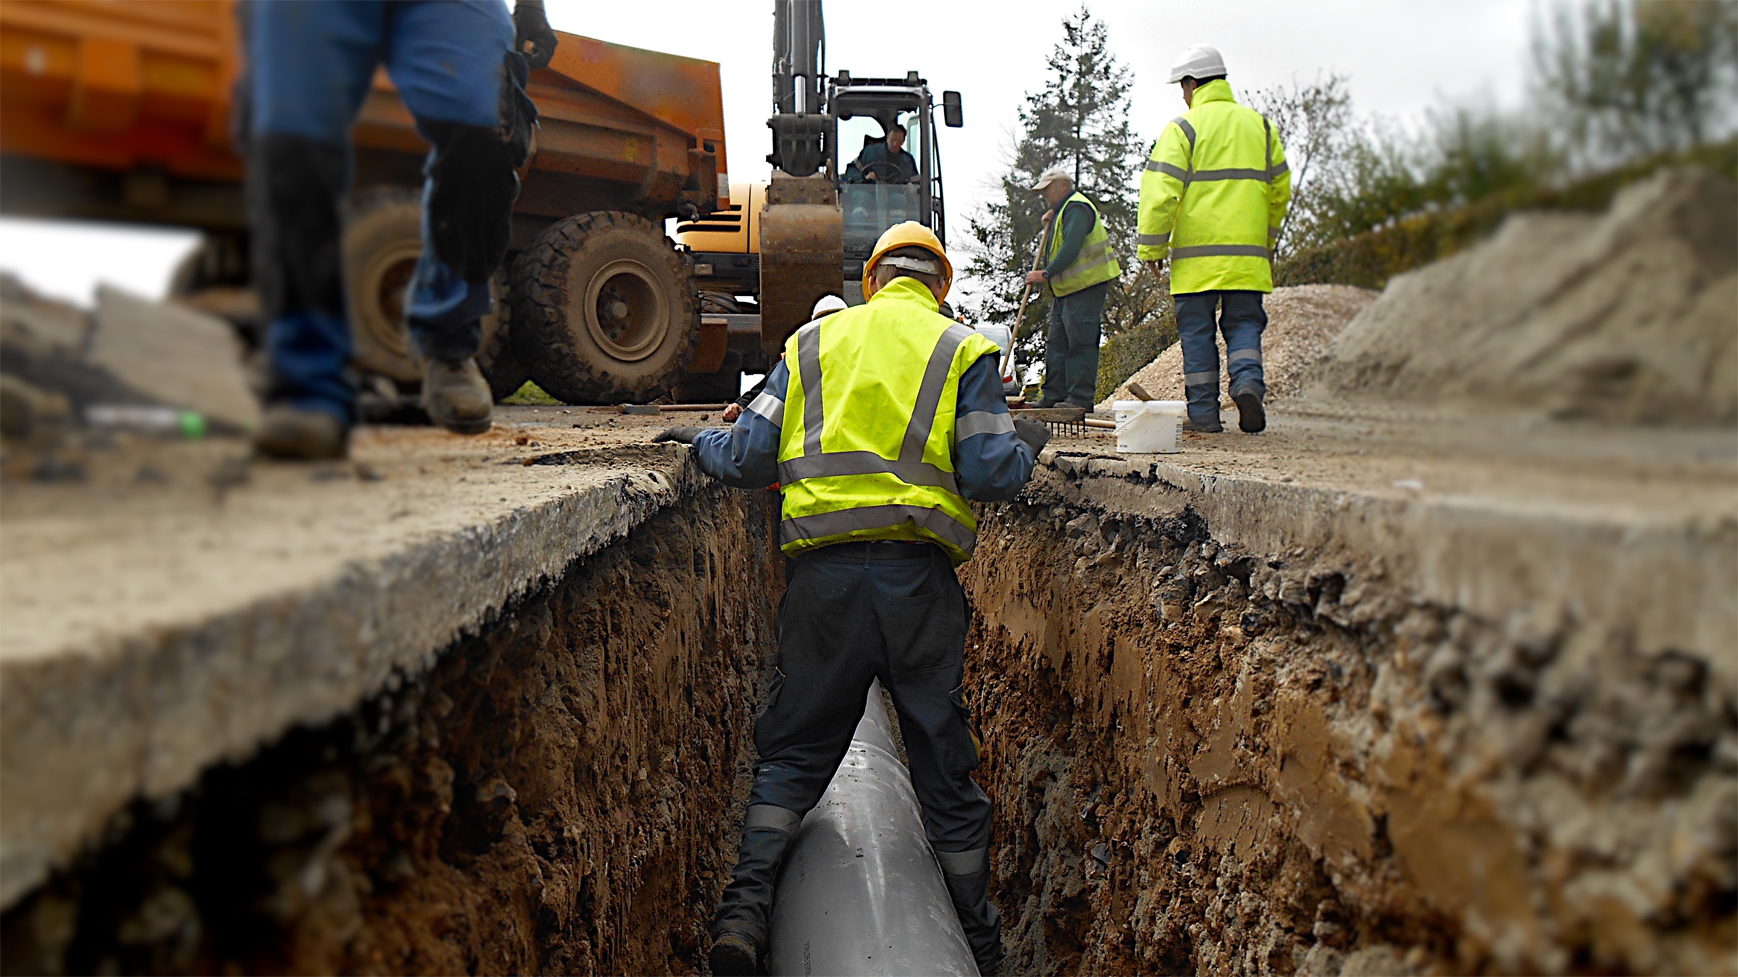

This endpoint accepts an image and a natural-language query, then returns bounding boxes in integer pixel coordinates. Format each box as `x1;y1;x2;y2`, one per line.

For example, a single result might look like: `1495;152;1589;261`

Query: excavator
673;0;975;401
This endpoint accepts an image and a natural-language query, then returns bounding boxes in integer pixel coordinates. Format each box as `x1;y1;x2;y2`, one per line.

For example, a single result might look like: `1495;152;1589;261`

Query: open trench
4;456;1733;975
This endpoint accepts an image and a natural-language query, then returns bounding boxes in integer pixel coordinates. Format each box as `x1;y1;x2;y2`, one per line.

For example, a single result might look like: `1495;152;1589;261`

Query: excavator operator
243;0;557;460
652;222;1051;976
844;122;918;183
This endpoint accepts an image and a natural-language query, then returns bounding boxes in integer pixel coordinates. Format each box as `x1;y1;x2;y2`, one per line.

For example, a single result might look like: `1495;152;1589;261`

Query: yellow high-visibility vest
1046;191;1122;297
778;276;1003;565
1136;79;1292;294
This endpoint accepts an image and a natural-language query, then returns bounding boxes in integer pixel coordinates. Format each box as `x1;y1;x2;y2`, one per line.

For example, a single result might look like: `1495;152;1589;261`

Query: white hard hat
811;294;847;317
1029;166;1073;192
1167;45;1227;84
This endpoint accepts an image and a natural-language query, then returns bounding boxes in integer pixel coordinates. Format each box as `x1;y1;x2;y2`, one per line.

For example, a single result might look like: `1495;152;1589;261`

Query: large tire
341;188;516;395
511;212;697;405
341;187;425;383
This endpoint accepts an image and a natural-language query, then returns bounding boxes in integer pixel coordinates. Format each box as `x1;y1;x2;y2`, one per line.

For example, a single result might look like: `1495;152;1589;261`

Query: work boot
1182;417;1223;433
1231;385;1266;434
710;811;800;976
941;865;1005;976
253;404;348;460
423;357;493;435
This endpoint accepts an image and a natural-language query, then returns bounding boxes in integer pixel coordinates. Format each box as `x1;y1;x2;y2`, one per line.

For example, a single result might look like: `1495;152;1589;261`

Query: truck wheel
342;188;516;395
511;212;697;405
341;188;425;383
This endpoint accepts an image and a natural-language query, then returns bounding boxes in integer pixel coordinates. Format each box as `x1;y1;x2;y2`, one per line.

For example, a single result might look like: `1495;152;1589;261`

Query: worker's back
777;278;1001;563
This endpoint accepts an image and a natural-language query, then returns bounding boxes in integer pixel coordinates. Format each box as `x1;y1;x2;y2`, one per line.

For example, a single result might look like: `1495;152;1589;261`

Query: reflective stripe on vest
776;280;1002;564
1046;191;1122;297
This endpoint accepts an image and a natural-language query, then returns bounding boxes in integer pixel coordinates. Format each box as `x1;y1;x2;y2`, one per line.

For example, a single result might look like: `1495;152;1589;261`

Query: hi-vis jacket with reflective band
1047;191;1122;297
1136;79;1291;294
777;277;1004;565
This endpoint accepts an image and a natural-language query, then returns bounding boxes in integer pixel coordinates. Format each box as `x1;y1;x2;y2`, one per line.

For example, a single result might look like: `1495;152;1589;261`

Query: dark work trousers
1041;279;1109;409
245;0;528;423
1174;290;1268;425
714;540;998;952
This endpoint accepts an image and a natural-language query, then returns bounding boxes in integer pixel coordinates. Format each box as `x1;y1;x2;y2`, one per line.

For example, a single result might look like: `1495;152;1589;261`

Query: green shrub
1095;309;1177;403
501;381;562;406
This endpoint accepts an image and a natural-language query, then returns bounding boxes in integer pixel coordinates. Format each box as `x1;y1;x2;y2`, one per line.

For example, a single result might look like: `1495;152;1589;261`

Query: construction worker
244;0;558;459
1137;45;1290;434
845;122;918;183
1027;166;1123;408
721;294;846;424
653;222;1049;977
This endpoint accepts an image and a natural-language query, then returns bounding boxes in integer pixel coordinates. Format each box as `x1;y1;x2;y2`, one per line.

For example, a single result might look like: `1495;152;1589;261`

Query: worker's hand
1041;209;1056;224
1024;270;1048;285
652;426;704;445
865;171;879;182
1144;260;1163;278
513;0;559;69
722;403;743;423
1012;417;1051;455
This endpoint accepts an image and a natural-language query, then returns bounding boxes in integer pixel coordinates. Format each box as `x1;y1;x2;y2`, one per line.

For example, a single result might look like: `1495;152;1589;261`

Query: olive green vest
1047;191;1122;297
778;277;1003;565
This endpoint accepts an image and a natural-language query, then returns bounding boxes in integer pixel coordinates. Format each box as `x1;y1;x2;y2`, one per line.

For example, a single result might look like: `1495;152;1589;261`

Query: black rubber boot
942;867;1005;976
1231;385;1266;433
710;821;798;976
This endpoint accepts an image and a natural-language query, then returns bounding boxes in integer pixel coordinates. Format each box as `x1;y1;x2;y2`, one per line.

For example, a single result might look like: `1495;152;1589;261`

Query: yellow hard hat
862;221;953;302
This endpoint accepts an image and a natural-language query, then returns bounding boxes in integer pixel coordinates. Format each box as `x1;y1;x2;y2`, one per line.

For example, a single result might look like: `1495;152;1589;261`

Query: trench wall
960;460;1735;976
1;482;779;975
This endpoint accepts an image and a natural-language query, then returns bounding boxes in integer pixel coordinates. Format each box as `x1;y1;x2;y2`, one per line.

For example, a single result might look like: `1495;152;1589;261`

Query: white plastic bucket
1112;400;1186;453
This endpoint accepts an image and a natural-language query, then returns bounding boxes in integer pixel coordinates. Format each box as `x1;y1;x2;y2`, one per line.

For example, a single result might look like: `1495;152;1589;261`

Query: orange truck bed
0;0;727;237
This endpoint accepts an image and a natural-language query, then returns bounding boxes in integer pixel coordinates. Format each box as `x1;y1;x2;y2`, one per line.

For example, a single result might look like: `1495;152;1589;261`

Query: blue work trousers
1174;290;1268;424
1042;279;1109;409
247;0;514;422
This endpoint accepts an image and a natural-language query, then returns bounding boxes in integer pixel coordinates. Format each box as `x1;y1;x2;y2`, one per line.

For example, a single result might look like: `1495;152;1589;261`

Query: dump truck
671;0;984;401
0;0;731;404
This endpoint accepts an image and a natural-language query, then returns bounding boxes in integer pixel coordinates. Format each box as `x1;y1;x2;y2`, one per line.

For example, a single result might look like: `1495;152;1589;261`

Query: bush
1275;139;1737;290
1095;309;1177;403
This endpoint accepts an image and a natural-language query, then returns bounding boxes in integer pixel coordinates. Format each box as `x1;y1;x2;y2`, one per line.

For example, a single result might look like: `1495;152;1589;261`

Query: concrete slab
0;407;719;908
89;286;261;432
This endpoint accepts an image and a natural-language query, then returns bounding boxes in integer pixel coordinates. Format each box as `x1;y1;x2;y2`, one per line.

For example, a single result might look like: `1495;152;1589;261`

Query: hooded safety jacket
1136;79;1291;294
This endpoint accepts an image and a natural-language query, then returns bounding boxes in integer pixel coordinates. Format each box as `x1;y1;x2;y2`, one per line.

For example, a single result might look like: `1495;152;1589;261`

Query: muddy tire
511;212;697;405
476;271;529;400
341;187;425;383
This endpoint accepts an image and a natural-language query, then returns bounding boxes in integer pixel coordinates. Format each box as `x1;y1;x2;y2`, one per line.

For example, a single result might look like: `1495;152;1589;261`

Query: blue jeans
1042;280;1108;408
1174;290;1267;424
247;0;514;422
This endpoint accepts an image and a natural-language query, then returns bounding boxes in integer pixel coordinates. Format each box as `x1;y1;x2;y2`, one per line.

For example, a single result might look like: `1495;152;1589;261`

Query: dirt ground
1;454;780;975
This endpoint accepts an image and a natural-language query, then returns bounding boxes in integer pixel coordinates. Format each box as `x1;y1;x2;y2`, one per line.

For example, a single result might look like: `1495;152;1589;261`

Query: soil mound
1097;284;1377;411
1308;167;1738;425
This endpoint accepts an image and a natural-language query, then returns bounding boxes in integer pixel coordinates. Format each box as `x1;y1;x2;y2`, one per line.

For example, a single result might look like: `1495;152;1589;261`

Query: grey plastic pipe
766;682;979;976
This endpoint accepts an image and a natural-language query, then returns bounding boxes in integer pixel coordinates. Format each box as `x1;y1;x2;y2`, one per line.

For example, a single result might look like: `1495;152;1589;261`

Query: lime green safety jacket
1136;79;1291;294
1046;191;1122;297
778;277;1003;564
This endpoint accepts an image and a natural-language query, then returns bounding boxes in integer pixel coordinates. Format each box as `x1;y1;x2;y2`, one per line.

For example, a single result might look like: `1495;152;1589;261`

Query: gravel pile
1098;284;1377;410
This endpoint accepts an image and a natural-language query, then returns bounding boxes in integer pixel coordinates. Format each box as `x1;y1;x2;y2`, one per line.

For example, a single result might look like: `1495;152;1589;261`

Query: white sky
0;0;1535;306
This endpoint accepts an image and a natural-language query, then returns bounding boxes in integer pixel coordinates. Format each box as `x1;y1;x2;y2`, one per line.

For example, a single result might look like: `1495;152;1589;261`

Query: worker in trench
654;223;1049;976
1138;45;1291;434
1026;166;1124;409
242;0;558;459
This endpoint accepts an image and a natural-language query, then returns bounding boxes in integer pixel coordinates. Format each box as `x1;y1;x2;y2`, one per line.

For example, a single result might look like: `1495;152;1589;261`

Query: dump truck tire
341;188;518;397
511;212;697;405
341;188;425;384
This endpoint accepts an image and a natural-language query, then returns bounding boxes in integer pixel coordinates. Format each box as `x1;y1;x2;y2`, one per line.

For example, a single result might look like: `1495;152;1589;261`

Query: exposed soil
1;482;779;976
961;493;1735;976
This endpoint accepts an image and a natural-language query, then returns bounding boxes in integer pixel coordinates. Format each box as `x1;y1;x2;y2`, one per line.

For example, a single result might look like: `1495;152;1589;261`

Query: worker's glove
1012;417;1051;455
652;426;704;445
513;0;559;69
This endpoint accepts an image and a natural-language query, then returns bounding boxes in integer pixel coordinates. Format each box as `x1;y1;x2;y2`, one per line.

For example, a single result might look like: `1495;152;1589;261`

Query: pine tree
960;6;1160;370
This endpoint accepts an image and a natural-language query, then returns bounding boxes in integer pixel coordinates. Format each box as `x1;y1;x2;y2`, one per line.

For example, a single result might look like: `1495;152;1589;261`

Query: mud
961;486;1735;976
1;481;779;975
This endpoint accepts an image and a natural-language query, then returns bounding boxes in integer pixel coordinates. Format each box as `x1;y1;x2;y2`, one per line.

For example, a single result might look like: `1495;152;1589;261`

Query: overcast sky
0;0;1536;306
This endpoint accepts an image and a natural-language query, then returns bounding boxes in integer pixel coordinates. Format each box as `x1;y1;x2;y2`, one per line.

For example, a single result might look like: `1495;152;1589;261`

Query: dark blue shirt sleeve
953;353;1034;501
692;361;787;489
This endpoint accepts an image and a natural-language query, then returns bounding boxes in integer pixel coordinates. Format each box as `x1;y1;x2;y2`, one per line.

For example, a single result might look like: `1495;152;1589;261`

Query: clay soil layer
961;470;1734;976
2;483;779;976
